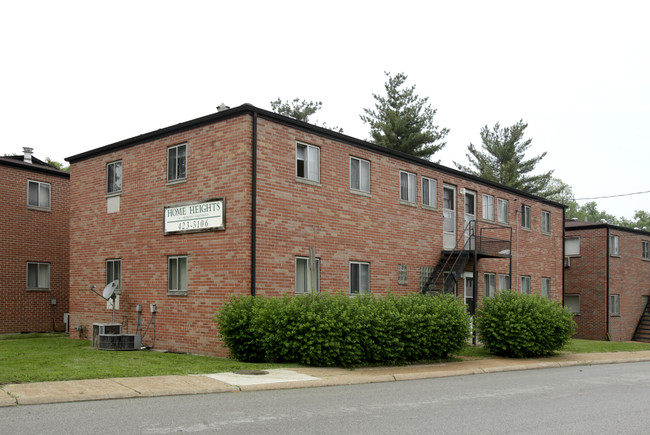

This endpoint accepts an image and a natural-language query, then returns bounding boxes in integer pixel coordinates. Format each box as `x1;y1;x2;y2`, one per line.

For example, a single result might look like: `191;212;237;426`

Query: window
521;276;531;295
107;161;122;194
350;262;370;295
350;157;370;193
610;294;620;315
422;177;437;208
542;277;551;299
565;237;580;257
497;198;508;224
541;211;551;234
295;257;320;294
399;171;416;203
167;144;187;182
484;273;496;297
296;143;320;182
106;259;121;294
565;294;580;314
168;256;188;293
482;194;494;221
27;180;51;209
420;266;434;291
643;241;650;260
27;262;50;290
610;235;620;256
521;205;531;229
398;264;408;285
498;274;510;292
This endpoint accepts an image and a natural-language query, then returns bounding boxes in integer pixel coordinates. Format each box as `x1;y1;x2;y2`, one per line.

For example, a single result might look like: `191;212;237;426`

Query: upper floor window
610;235;620;256
541;211;551;234
350;157;370;193
482;194;494;221
565;237;580;257
399;171;416;203
168;255;188;294
350;261;370;295
422;177;437;208
107;160;122;194
27;180;51;209
296;142;320;182
541;277;551;299
106;259;122;294
167;144;187;182
521;205;531;229
295;256;320;294
27;262;50;290
521;275;531;294
643;241;650;260
497;198;508;224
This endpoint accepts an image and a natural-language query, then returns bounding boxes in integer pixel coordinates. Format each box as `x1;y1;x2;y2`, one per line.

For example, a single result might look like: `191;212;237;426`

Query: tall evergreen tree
455;120;554;196
360;72;448;160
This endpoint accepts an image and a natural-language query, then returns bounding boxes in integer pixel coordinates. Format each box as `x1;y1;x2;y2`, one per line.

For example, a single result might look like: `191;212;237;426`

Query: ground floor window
610;294;620;315
521;276;531;295
484;273;496;297
419;266;434;291
498;274;510;292
541;277;551;299
565;294;580;314
106;259;122;293
27;262;50;290
398;264;408;285
350;262;370;295
295;257;320;294
168;256;188;294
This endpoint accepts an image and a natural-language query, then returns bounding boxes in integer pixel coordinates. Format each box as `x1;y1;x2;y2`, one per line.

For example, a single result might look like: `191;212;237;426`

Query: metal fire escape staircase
632;299;650;343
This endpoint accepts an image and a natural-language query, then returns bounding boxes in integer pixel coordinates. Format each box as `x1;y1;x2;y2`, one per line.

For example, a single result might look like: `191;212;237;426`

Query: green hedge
475;291;576;358
215;292;470;367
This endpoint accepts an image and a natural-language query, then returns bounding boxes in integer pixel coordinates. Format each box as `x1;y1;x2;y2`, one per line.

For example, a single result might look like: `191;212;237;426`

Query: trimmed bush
215;292;470;367
475;291;576;358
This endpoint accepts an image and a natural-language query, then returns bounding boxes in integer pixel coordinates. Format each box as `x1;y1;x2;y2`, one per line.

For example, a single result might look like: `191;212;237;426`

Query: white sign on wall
164;199;225;234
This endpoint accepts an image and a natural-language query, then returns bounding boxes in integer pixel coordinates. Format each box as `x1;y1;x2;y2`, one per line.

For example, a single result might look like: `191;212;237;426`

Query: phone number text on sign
164;199;224;234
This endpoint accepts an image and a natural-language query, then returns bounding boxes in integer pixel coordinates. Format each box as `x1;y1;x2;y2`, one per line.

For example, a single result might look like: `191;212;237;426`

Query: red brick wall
565;226;650;341
0;164;69;333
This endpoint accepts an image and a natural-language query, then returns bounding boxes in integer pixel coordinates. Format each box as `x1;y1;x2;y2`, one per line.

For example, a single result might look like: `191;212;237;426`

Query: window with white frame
398;264;408;285
106;160;122;194
610;235;620;256
565;294;580;314
106;259;122;294
167;143;187;182
565;237;580;257
497;198;508;224
27;262;50;290
350;261;370;295
521;275;531;295
422;177;437;208
168;256;188;294
350;157;370;193
643;241;650;260
484;273;496;297
498;274;510;292
521;205;531;229
296;142;320;182
542;277;551;299
27;180;51;209
295;257;320;294
399;171;416;203
610;294;620;315
482;194;494;221
541;211;551;234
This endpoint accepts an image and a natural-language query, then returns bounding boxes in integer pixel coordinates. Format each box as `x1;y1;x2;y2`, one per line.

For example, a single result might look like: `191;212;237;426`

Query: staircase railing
632;298;650;341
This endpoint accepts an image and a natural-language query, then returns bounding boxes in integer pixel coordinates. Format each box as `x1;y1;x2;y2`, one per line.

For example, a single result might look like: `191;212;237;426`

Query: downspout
562;206;565;306
251;111;258;296
606;226;610;339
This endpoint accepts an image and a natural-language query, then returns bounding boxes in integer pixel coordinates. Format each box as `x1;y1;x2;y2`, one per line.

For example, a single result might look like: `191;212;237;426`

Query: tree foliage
455;120;554;196
360;72;448;160
270;98;342;132
45;158;70;172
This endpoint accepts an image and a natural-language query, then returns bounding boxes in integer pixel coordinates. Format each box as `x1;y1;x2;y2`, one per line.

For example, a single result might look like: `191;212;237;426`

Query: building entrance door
443;185;456;250
464;190;476;250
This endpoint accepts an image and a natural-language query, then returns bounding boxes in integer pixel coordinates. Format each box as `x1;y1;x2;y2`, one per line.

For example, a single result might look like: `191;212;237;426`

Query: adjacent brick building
0;148;70;334
66;104;565;356
564;220;650;341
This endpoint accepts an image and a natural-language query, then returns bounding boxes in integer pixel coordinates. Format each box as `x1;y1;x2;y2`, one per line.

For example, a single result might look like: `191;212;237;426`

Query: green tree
542;177;578;214
455;120;554;196
360;72;448;160
270;98;343;132
618;210;650;229
45;158;70;172
567;201;620;225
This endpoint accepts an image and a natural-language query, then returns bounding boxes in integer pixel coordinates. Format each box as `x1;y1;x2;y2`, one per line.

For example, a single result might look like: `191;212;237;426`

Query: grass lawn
0;333;294;384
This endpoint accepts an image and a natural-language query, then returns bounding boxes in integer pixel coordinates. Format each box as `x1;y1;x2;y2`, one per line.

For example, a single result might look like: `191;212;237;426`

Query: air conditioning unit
97;334;142;351
564;257;571;268
92;323;122;349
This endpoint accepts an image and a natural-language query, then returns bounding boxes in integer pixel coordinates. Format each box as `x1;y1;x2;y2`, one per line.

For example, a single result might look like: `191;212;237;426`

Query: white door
443;185;456;250
464;190;476;250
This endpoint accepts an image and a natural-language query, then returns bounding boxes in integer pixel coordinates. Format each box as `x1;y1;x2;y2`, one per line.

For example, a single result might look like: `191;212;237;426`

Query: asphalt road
2;361;650;434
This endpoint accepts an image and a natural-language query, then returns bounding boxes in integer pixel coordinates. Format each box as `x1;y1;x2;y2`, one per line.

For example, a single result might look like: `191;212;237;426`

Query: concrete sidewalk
3;350;650;407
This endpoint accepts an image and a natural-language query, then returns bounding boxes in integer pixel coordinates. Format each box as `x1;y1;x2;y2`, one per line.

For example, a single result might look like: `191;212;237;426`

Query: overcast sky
2;1;648;219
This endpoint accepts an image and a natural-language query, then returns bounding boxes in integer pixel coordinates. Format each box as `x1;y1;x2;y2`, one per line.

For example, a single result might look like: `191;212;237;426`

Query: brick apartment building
0;148;70;334
565;220;650;341
66;104;565;356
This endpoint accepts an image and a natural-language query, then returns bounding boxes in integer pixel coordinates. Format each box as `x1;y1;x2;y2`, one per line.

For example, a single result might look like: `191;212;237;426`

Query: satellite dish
103;280;119;300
